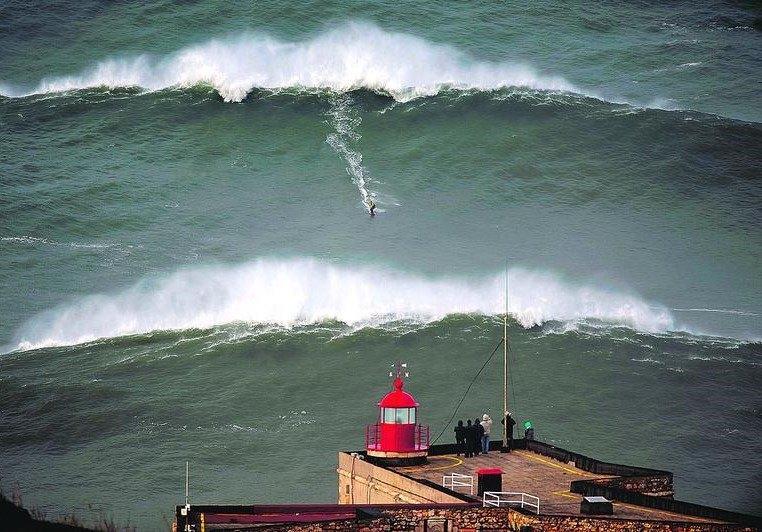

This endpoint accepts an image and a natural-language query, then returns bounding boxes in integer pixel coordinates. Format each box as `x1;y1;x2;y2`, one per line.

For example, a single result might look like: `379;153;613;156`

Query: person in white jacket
480;413;493;454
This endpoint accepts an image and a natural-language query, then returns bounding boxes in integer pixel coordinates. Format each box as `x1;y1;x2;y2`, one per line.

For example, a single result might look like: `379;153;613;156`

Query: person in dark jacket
501;411;516;451
454;420;466;456
464;419;474;457
474;418;485;455
469;419;481;456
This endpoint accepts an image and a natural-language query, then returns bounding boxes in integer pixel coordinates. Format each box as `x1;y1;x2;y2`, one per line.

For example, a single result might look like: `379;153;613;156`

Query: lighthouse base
366;449;428;466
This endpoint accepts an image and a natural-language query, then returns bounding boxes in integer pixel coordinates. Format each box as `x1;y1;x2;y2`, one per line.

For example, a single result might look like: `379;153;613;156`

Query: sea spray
326;94;375;211
1;22;579;103
11;257;675;351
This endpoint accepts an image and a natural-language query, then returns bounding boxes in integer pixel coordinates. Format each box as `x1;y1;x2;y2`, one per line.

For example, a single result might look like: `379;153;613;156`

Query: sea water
1;1;760;527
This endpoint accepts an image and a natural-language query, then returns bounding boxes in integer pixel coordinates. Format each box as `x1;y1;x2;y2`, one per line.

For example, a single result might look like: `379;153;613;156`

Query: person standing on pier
463;419;473;458
502;411;516;452
480;413;493;454
467;419;478;457
470;419;481;457
474;418;485;455
454;420;466;456
524;420;535;441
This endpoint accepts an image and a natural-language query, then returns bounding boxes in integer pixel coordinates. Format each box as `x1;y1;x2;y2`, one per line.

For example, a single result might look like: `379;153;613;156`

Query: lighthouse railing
415;424;430;450
365;423;380;449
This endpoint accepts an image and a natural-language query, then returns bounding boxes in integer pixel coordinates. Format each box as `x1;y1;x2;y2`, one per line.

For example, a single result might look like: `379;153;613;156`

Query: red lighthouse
365;362;430;464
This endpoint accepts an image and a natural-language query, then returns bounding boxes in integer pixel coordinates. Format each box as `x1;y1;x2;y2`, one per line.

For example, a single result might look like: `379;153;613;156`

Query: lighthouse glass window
383;408;416;424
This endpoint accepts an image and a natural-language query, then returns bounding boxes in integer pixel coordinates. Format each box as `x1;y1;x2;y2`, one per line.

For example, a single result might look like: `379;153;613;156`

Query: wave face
3;22;580;102
12;257;675;351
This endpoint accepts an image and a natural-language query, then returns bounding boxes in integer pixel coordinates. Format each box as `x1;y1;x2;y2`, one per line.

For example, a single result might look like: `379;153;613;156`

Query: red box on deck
476;468;503;495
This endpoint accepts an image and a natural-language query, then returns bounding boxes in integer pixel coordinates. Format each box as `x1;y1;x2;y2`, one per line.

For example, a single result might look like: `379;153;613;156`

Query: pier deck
391;449;725;523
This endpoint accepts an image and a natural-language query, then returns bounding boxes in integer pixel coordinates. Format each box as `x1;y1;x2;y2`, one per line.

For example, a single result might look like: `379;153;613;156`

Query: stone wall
250;506;756;532
519;514;755;532
585;475;674;497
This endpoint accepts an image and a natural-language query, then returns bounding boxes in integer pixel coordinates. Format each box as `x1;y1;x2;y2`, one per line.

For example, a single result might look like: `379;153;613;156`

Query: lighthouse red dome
378;377;419;408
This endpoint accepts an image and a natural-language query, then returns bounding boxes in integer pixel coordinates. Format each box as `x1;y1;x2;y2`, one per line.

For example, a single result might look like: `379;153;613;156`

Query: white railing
442;473;474;495
483;492;540;514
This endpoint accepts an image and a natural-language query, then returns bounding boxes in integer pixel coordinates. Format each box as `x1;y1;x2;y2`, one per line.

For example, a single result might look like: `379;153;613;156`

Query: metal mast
503;266;509;450
185;461;189;507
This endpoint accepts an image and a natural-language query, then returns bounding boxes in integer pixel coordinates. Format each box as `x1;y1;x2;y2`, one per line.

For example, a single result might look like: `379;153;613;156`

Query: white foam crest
0;82;14;97
2;235;139;250
11;257;675;351
4;22;580;102
672;307;759;317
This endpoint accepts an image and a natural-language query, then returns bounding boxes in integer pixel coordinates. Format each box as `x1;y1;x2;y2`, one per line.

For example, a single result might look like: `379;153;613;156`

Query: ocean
1;0;760;528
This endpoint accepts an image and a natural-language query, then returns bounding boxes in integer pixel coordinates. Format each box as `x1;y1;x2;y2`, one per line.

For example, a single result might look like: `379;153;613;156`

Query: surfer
367;199;376;216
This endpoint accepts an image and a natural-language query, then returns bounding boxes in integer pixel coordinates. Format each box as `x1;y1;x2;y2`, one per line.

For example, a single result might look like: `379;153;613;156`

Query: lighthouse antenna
503;265;509;451
391;361;409;382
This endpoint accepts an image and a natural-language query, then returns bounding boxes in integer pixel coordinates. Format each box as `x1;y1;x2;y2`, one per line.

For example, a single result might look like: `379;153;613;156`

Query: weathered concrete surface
389;450;725;523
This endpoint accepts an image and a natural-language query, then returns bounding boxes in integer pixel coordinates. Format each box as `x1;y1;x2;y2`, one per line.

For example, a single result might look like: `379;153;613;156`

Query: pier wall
587;475;674;497
524;440;675;497
336;452;467;505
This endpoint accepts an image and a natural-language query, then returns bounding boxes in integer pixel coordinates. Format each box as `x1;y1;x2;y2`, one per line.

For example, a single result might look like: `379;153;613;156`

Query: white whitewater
12;257;676;351
2;22;580;102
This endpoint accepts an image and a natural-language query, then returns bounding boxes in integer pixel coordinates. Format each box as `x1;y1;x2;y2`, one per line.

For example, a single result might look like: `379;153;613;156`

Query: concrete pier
333;439;761;530
173;440;761;530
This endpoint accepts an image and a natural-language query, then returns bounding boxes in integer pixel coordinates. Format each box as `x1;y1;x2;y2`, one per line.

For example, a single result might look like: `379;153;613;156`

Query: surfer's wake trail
1;22;580;103
12;257;676;351
326;94;375;211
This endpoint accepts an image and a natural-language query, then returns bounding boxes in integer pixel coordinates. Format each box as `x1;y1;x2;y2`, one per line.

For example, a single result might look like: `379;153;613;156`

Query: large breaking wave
1;22;581;103
11;257;676;351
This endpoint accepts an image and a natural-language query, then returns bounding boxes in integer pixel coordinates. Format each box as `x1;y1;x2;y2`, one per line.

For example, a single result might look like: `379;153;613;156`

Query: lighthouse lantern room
365;362;429;464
